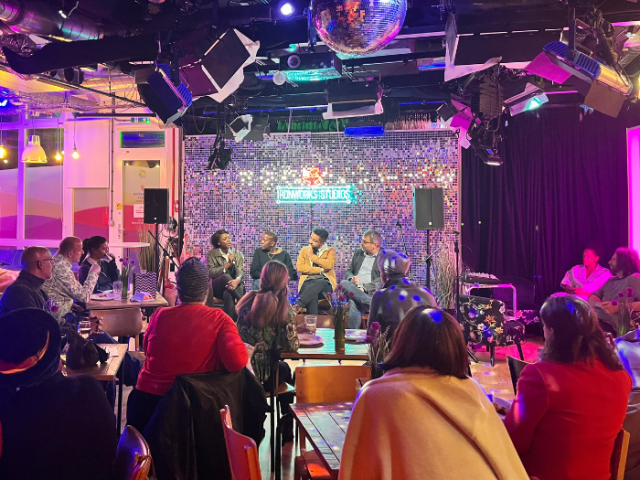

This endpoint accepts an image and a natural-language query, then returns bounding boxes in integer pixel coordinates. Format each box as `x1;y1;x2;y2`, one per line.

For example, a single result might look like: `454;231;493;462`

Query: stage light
280;2;294;16
273;71;287;85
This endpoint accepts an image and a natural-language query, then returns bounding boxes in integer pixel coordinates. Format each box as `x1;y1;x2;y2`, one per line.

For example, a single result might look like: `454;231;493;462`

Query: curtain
461;106;629;303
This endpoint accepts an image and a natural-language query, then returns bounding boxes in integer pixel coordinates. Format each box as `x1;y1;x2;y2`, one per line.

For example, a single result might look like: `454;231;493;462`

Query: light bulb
279;2;294;16
2;159;7;164
0;145;6;159
72;148;79;159
54;152;62;161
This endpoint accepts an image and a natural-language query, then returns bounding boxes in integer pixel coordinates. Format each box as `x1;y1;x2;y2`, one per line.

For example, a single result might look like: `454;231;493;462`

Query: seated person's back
368;249;436;337
136;258;248;396
0;308;117;480
615;330;640;479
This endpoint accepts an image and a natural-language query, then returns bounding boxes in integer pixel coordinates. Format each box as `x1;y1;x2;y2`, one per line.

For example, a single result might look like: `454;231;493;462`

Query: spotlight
280;2;294;16
429;111;438;123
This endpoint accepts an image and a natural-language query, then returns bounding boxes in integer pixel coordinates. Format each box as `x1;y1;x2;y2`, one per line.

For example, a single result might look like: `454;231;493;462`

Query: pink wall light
628;127;640;252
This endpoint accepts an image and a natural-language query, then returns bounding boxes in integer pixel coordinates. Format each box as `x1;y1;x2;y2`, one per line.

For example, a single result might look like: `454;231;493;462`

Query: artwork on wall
183;130;459;289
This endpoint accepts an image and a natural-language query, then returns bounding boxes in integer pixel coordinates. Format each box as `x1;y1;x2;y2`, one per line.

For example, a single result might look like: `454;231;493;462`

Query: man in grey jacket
340;230;383;328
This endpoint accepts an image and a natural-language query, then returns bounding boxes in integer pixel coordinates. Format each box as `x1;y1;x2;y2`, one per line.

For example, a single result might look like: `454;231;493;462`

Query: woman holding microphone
206;229;246;320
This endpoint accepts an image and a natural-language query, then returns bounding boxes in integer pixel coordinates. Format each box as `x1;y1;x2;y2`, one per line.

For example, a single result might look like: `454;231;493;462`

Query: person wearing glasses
0;246;55;315
340;230;383;329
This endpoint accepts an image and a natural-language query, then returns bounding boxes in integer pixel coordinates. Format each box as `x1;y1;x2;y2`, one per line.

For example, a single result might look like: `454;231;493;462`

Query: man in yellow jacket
295;228;336;314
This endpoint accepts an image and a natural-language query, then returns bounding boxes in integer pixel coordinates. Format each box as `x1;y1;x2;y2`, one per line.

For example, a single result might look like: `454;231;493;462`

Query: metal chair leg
467;348;479;363
517;342;524;361
490;344;496;367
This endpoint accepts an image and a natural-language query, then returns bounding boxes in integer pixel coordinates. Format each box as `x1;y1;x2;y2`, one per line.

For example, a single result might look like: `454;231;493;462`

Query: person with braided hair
127;257;248;433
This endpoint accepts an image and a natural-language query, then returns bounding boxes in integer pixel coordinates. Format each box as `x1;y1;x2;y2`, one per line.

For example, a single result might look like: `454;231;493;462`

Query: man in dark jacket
0;247;53;315
340;230;383;328
369;249;436;338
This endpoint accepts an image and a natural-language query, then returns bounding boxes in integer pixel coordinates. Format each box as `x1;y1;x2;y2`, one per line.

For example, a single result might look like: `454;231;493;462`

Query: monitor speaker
413;188;444;231
144;188;170;224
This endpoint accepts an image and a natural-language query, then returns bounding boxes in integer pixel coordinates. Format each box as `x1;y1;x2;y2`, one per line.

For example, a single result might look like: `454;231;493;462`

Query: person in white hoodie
339;306;529;480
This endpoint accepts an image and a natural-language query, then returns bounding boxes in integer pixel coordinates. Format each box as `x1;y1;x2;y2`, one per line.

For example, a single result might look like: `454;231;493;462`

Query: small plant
611;287;638;336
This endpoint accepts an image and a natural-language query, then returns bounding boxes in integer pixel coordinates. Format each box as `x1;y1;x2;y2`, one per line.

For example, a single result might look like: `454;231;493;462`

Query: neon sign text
276;185;356;204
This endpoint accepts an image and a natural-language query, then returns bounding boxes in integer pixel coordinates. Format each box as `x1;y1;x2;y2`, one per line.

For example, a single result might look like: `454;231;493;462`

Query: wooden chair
113;426;153;480
506;355;530;395
293;363;371;480
90;307;144;348
220;405;262;480
611;429;631;480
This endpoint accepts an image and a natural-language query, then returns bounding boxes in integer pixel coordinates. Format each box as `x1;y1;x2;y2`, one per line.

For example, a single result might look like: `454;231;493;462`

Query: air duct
0;0;102;41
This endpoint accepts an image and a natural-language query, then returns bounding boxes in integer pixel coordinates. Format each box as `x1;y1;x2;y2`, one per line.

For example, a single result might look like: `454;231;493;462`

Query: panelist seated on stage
369;249;436;339
588;247;640;334
250;231;297;291
561;243;612;300
295;228;336;314
206;229;246;320
340;229;383;329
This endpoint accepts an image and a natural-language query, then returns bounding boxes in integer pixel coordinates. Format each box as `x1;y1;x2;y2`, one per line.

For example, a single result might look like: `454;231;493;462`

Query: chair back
220;405;262;480
611;428;631;480
90;307;144;337
295;363;371;404
493;276;536;308
114;426;153;480
506;355;530;394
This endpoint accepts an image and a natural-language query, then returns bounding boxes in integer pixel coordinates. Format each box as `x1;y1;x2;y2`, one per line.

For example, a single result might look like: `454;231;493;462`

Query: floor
117;335;544;479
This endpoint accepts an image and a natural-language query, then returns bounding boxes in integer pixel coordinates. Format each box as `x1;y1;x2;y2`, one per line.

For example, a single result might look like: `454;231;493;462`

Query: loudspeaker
413;188;444;231
137;64;192;126
144;189;170;224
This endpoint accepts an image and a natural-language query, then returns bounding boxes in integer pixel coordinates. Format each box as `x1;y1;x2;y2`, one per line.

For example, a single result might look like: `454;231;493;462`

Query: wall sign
276;185;356;204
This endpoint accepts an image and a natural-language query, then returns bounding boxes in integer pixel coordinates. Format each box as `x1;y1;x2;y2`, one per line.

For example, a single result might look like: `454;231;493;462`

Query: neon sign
277;185;357;204
302;167;323;186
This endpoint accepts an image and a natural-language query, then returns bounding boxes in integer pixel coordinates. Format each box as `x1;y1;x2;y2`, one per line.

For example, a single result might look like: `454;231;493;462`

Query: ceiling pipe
0;0;102;40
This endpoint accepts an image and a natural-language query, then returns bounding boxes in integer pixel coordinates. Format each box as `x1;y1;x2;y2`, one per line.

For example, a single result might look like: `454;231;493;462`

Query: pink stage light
628;127;640;252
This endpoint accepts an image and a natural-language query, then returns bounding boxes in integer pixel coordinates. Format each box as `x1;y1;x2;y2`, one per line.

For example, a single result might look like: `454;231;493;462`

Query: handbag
134;271;159;294
65;328;108;369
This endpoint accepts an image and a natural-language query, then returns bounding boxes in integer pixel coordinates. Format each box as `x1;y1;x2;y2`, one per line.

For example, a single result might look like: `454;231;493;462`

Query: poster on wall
123;160;160;242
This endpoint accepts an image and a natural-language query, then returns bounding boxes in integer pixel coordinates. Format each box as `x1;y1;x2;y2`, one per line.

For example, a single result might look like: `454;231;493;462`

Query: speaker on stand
412;187;444;291
144;188;170;274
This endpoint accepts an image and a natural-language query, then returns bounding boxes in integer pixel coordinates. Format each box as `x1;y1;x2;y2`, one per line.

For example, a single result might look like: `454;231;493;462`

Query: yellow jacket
296;245;336;292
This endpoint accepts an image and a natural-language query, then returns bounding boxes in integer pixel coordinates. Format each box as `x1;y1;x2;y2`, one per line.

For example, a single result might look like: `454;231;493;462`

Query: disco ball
311;0;407;57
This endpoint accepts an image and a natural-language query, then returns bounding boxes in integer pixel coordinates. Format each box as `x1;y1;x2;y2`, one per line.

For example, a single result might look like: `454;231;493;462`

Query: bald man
0;246;53;315
43;236;100;322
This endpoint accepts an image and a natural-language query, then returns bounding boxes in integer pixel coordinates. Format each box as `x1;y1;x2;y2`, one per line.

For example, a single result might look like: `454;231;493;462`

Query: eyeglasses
361;240;374;245
39;258;55;264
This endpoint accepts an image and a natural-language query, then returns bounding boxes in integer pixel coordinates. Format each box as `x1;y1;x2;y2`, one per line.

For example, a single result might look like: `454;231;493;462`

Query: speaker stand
154;223;160;274
426;230;431;291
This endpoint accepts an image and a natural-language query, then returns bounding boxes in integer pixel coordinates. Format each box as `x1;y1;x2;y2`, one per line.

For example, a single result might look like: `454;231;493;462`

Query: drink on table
78;320;91;339
304;315;317;335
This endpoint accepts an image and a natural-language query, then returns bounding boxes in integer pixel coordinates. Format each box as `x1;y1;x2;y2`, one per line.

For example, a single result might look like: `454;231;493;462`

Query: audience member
339;306;529;480
340;230;383;328
78;236;120;293
0;247;53;315
615;330;640;479
43;236;100;322
0;308;116;480
128;257;248;433
206;229;246;319
249;231;297;290
504;295;631;480
368;249;436;338
295;227;336;314
237;261;299;441
561;243;612;299
589;247;640;333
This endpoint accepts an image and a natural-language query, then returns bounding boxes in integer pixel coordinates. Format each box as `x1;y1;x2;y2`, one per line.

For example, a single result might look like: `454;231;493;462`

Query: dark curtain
461;106;628;303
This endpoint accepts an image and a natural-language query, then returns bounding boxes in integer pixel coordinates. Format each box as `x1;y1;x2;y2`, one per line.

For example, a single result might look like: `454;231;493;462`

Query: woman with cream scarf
339;306;529;480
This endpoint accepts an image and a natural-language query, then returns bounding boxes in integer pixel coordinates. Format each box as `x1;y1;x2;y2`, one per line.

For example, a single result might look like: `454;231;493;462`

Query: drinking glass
304;315;317;335
78;320;91;339
112;280;123;298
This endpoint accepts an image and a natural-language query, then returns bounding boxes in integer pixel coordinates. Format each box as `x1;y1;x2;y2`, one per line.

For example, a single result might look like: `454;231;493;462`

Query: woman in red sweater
504;295;631;480
127;257;248;433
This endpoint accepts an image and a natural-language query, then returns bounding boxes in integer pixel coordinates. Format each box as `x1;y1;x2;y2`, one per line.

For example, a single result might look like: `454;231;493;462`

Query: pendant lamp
22;135;47;163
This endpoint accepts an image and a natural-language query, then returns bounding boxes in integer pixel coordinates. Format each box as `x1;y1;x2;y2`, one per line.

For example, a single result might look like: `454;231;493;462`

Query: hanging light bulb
54;120;62;161
71;117;79;159
0;114;5;160
22;135;47;163
72;147;79;159
2;159;7;164
54;151;62;161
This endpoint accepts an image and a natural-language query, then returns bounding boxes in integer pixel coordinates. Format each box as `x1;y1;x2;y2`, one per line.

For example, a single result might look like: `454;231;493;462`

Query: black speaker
144;188;170;224
413;187;444;231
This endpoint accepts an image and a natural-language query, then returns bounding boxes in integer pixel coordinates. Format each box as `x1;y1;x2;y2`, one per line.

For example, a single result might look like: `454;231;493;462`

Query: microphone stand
455;231;478;364
396;221;409;257
148;229;180;278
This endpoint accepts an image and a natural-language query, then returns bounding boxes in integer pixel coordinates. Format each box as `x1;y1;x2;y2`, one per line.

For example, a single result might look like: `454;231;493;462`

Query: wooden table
280;328;369;361
63;343;129;434
86;292;168;311
290;402;354;478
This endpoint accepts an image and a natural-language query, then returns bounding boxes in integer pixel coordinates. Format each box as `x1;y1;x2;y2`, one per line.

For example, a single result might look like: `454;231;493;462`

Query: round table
109;242;150;258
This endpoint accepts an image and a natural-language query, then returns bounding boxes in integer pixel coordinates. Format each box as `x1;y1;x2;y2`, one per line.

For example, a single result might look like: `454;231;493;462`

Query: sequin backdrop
184;130;459;290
